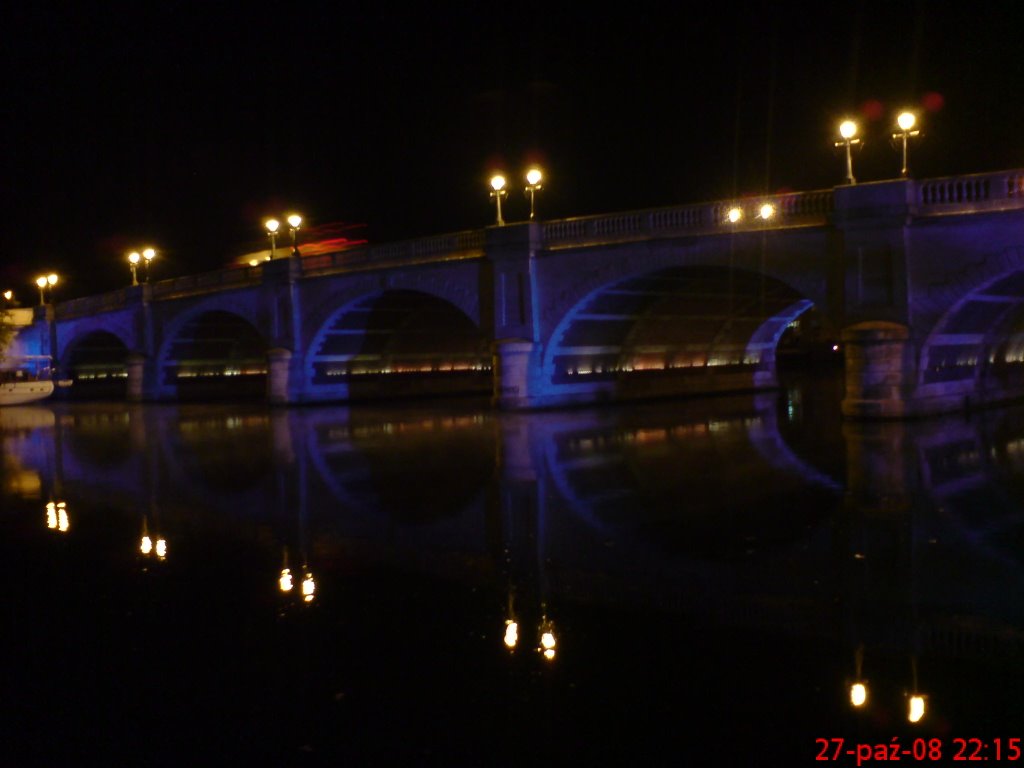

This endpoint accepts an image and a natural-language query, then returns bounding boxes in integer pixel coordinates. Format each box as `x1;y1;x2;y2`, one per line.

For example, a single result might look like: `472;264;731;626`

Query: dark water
1;370;1022;766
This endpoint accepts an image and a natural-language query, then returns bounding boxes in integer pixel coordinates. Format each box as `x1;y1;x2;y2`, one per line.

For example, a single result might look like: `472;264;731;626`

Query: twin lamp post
127;247;156;286
264;213;303;260
835;110;921;185
489;167;544;226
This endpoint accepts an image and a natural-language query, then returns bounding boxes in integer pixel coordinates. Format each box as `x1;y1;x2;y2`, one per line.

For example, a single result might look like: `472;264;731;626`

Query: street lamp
758;203;776;221
35;273;58;306
142;247;156;282
490;174;507;226
524;168;543;220
726;206;743;224
835;120;861;185
287;213;302;256
2;290;12;303
128;252;141;286
129;249;155;284
264;218;280;260
893;111;920;178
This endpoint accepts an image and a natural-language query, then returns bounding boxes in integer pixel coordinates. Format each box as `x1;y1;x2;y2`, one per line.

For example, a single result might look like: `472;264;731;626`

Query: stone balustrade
49;169;1024;322
916;169;1024;213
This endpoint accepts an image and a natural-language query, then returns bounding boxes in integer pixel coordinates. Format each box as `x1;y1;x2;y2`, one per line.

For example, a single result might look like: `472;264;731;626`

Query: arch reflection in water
2;387;1023;746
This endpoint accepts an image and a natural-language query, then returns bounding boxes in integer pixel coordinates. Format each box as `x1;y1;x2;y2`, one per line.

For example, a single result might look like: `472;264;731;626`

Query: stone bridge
16;168;1024;417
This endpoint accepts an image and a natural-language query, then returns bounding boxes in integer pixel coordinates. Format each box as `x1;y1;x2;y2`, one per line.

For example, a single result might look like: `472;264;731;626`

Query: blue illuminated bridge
15;168;1024;417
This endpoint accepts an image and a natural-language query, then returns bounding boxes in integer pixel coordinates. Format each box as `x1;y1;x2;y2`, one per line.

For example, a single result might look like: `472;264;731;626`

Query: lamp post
142;247;156;282
893;111;920;178
835;120;861;185
3;290;12;303
265;218;280;260
524;168;543;220
127;248;156;285
490;174;507;226
35;273;58;306
287;213;302;256
128;252;141;286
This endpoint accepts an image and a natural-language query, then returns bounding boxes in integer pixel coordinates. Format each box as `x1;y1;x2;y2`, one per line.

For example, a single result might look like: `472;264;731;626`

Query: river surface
1;369;1022;765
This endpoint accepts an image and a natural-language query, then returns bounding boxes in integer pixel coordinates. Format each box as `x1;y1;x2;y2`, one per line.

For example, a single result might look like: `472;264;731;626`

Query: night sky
2;2;1022;299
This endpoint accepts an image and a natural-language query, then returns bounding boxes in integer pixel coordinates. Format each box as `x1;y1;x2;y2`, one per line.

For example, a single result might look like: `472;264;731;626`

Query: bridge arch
536;265;828;405
917;261;1024;406
156;308;269;400
55;314;137;365
302;289;492;402
61;330;131;399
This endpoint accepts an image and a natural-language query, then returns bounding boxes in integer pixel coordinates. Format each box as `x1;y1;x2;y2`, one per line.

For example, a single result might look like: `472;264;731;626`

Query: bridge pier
126;353;146;402
493;340;537;409
267;347;293;405
841;322;912;419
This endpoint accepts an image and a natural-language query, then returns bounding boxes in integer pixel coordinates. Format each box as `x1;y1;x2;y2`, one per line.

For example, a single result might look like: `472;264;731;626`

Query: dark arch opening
309;290;491;401
164;311;268;401
64;331;130;400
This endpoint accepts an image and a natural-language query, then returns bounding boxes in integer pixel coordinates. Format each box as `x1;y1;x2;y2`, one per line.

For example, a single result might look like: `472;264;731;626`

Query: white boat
0;356;55;406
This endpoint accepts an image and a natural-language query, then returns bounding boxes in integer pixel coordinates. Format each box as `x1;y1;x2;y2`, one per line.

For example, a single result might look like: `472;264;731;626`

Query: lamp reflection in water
908;694;926;723
45;501;69;533
849;644;868;708
850;682;868;708
301;570;316;603
504;619;519;650
503;591;518;650
139;517;168;562
278;547;315;605
907;655;927;723
538;610;557;662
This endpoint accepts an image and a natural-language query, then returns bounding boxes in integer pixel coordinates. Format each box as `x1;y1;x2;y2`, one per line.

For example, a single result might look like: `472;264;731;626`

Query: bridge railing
151;263;264;300
56;288;131;320
915;169;1024;214
298;229;486;275
541;189;834;248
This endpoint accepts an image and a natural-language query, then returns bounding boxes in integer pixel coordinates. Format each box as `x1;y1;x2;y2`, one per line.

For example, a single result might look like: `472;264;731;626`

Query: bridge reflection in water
0;381;1022;762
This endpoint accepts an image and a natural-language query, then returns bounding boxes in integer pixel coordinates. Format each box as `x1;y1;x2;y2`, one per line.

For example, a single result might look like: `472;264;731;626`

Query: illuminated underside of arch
308;290;491;400
163;311;268;400
544;267;813;399
65;331;130;399
922;270;1024;390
